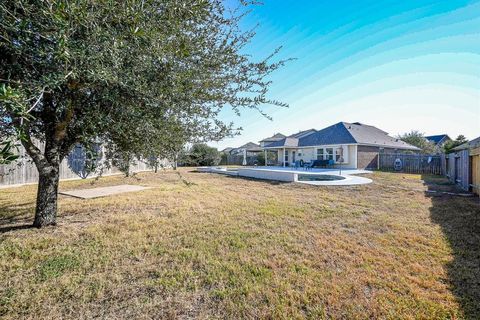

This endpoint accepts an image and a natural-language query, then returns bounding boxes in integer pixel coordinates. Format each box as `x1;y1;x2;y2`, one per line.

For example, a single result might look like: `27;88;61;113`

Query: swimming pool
198;166;373;185
297;174;346;181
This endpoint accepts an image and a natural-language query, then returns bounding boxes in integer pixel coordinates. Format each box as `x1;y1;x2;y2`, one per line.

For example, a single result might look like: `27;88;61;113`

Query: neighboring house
426;134;451;152
288;128;317;139
445;136;480;195
220;147;234;154
263;122;420;169
226;142;263;166
230;142;263;156
259;133;286;147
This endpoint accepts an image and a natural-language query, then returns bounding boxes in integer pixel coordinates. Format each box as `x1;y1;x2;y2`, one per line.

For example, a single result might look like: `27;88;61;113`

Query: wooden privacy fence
444;150;470;191
0;143;170;187
378;153;443;175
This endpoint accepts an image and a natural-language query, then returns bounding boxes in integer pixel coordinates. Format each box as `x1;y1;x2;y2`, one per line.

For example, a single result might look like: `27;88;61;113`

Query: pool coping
198;166;373;186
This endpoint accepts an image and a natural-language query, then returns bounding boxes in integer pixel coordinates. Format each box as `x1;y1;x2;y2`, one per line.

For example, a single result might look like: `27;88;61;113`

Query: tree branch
21;135;48;170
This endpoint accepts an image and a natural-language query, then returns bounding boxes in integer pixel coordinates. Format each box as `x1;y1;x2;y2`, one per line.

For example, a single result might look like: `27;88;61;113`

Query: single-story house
445;136;480;195
230;142;263;156
263;122;420;169
259;133;286;147
220;147;234;154
288;128;317;139
221;142;263;166
426;134;451;153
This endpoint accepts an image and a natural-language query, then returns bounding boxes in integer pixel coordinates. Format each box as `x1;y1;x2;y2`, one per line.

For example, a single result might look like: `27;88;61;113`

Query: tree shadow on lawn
0;224;35;233
424;174;480;319
0;196;37;233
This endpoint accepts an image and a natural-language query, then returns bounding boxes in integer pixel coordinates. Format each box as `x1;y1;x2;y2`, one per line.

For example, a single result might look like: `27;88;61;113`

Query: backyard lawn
0;169;479;319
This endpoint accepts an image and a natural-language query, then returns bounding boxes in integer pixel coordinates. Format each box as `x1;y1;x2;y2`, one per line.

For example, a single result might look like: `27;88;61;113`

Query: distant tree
398;131;435;154
256;151;275;166
443;135;468;153
0;0;287;227
180;144;221;167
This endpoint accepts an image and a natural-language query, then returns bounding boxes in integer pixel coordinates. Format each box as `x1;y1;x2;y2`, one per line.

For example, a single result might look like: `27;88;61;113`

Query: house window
325;148;334;160
284;150;289;162
316;148;324;160
335;148;342;162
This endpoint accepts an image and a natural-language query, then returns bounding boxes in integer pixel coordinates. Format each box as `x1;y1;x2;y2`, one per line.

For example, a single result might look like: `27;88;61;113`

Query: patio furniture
294;160;301;169
303;161;313;170
310;159;334;168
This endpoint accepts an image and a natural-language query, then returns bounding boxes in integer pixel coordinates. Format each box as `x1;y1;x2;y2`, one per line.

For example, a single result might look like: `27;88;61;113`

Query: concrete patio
59;184;151;199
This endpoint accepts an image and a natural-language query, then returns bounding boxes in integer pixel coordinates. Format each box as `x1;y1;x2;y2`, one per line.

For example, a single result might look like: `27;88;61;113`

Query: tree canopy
398;130;435;154
444;135;468;153
179;143;221;167
0;0;287;227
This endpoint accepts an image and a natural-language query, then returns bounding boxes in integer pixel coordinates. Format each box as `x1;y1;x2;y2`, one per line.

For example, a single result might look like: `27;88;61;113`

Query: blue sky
213;0;480;149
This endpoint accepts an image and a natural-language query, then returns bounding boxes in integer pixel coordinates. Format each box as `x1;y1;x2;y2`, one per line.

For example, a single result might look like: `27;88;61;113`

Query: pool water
297;174;346;181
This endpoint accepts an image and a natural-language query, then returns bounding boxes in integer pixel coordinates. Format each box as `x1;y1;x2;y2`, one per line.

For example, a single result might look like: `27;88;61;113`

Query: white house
263;122;420;169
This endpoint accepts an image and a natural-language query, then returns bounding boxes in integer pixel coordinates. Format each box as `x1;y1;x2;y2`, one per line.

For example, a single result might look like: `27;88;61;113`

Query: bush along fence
0;143;170;187
378;153;443;175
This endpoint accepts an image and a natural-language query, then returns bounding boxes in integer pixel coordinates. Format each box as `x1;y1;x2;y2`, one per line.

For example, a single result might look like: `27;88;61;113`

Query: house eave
356;142;420;151
263;143;357;150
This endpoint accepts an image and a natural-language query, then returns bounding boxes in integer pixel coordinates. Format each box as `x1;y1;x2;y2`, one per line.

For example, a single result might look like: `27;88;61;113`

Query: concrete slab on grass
59;184;150;199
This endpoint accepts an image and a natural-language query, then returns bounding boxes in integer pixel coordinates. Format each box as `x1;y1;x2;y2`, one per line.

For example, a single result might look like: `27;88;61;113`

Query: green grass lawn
0;169;479;319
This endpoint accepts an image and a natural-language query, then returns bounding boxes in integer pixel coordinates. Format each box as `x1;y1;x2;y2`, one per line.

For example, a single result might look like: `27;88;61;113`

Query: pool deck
199;166;373;186
250;167;371;175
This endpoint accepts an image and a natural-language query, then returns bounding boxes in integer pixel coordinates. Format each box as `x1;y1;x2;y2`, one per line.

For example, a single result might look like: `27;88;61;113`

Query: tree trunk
33;163;60;228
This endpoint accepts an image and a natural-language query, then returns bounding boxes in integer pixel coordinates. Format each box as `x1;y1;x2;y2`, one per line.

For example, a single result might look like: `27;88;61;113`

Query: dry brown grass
0;169;479;319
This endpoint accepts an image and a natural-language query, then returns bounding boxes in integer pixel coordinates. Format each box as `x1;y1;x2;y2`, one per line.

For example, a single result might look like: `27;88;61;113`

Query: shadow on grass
0;224;35;234
424;174;480;319
0;200;35;226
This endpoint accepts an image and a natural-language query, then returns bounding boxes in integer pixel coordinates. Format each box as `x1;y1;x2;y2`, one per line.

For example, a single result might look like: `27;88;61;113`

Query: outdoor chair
294;160;301;169
304;161;313;170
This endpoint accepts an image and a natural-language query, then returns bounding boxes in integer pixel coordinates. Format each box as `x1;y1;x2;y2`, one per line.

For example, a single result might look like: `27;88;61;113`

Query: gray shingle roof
259;133;286;142
289;129;317;139
344;122;419;150
265;122;420;151
299;123;355;146
231;142;262;153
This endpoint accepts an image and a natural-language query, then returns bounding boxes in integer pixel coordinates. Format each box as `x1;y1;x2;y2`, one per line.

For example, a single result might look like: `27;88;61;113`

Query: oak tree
0;0;286;227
